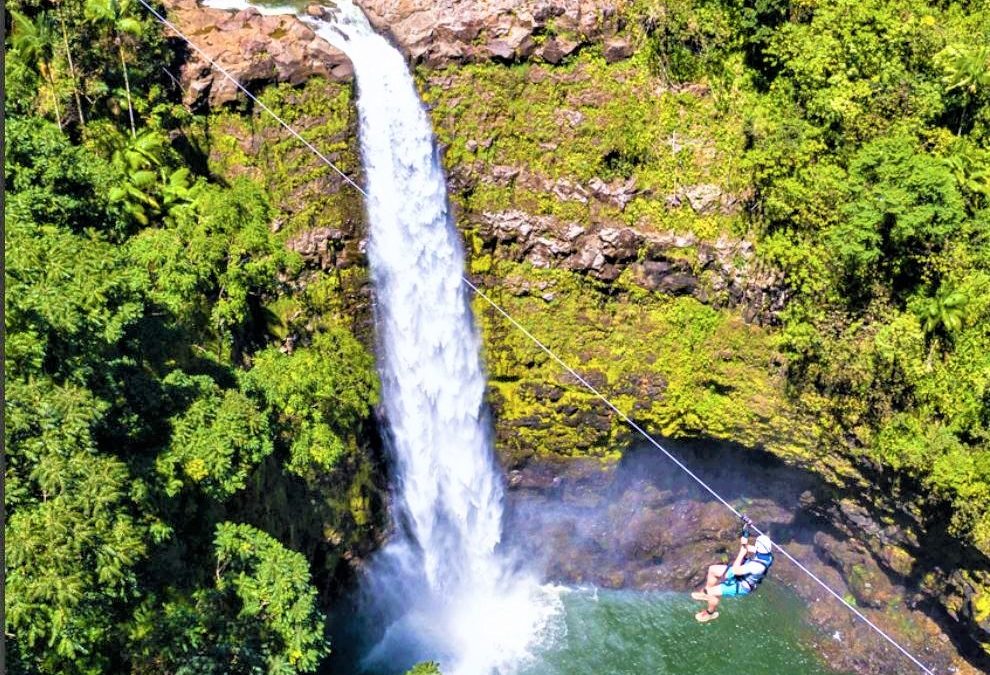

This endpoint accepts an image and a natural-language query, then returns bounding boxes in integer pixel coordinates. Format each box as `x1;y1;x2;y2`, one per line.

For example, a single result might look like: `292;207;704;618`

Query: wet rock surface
502;442;985;675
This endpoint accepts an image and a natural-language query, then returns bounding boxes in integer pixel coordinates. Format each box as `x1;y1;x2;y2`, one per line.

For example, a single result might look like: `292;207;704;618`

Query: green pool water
329;581;845;674
518;584;842;675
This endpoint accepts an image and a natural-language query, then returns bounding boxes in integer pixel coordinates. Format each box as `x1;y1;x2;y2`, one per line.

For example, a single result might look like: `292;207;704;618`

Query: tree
4;379;148;675
938;44;990;96
247;328;379;477
832;134;966;293
936;43;990;133
945;142;990;209
763;0;943;140
9;11;64;128
156;373;274;499
4;117;115;233
100;127;168;228
126;523;329;674
84;0;146;136
4;219;146;383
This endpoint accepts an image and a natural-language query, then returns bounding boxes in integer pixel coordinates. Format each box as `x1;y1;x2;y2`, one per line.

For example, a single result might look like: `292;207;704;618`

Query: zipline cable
463;277;937;675
135;0;369;199
136;3;937;672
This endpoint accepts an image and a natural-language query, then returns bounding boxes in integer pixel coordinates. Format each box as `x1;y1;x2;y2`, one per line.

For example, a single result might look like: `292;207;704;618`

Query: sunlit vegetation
5;0;378;671
4;0;990;670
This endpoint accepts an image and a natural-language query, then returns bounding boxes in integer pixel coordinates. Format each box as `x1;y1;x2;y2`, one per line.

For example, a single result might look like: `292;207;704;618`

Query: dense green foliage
705;0;990;554
5;0;990;668
426;0;989;644
4;1;379;672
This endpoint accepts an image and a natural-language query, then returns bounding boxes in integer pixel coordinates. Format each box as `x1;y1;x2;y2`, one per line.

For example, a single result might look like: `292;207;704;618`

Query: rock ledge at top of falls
163;0;354;107
162;0;625;107
355;0;620;66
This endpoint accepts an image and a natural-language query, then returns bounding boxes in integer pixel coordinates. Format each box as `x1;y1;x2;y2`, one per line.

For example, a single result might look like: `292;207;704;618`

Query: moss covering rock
193;14;990;666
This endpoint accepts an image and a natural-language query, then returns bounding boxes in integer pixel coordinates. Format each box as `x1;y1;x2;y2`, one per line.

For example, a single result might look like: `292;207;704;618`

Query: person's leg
696;585;724;621
705;564;727;589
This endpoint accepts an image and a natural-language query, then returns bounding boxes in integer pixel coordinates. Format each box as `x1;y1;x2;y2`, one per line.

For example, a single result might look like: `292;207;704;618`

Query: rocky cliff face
468;195;786;324
356;0;626;66
163;0;631;106
178;3;990;670
165;0;354;107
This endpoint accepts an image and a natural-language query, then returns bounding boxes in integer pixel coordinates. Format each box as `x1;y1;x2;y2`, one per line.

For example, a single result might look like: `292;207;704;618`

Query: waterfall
197;1;562;667
310;5;505;595
300;4;560;672
276;2;559;672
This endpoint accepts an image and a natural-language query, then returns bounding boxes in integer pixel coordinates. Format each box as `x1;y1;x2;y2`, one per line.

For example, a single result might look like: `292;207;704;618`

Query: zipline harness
735;520;773;593
739;551;774;592
133;3;938;671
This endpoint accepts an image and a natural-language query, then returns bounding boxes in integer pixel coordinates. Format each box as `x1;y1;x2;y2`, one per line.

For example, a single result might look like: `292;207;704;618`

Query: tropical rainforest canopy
3;0;989;672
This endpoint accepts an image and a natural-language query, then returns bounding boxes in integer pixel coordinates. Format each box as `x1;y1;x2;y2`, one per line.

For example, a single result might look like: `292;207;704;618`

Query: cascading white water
200;1;562;668
296;3;563;673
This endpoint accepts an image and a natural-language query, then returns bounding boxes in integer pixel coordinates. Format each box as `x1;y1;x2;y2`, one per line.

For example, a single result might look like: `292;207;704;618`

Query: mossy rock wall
202;47;990;663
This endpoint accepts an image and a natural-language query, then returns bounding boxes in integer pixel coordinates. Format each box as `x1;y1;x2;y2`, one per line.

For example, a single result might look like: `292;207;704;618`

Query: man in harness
692;519;774;623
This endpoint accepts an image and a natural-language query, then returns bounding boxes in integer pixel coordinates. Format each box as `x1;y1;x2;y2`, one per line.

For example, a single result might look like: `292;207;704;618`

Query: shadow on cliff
501;436;990;674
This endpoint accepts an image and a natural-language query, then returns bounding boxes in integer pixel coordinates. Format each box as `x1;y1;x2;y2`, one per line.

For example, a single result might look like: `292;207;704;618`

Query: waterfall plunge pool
328;581;845;674
328;437;854;674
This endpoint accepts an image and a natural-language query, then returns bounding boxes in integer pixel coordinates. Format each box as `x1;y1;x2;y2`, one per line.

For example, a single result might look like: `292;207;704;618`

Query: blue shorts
720;570;751;597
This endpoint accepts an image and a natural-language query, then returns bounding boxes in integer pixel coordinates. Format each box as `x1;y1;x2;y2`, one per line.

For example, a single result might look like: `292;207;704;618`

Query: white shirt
734;559;769;577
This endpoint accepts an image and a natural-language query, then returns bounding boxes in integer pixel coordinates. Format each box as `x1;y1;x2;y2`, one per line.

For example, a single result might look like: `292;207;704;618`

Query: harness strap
740;555;773;591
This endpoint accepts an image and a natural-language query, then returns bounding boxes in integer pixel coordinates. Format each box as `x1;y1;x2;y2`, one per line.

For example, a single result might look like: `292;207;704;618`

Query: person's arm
730;537;753;576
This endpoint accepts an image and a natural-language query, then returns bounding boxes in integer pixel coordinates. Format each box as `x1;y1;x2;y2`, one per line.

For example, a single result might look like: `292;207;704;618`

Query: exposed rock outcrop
164;0;353;107
473;209;788;324
161;0;626;106
602;36;633;63
450;163;644;211
665;182;749;215
287;226;365;269
357;0;618;66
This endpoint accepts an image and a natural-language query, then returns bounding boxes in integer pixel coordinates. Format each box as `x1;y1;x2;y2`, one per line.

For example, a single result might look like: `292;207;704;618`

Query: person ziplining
692;517;774;623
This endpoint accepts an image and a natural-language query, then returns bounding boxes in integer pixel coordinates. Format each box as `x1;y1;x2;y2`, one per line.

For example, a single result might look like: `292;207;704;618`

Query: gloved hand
740;515;753;540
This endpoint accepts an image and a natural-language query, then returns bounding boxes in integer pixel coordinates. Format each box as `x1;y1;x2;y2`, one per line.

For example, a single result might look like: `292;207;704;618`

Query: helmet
755;535;773;554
